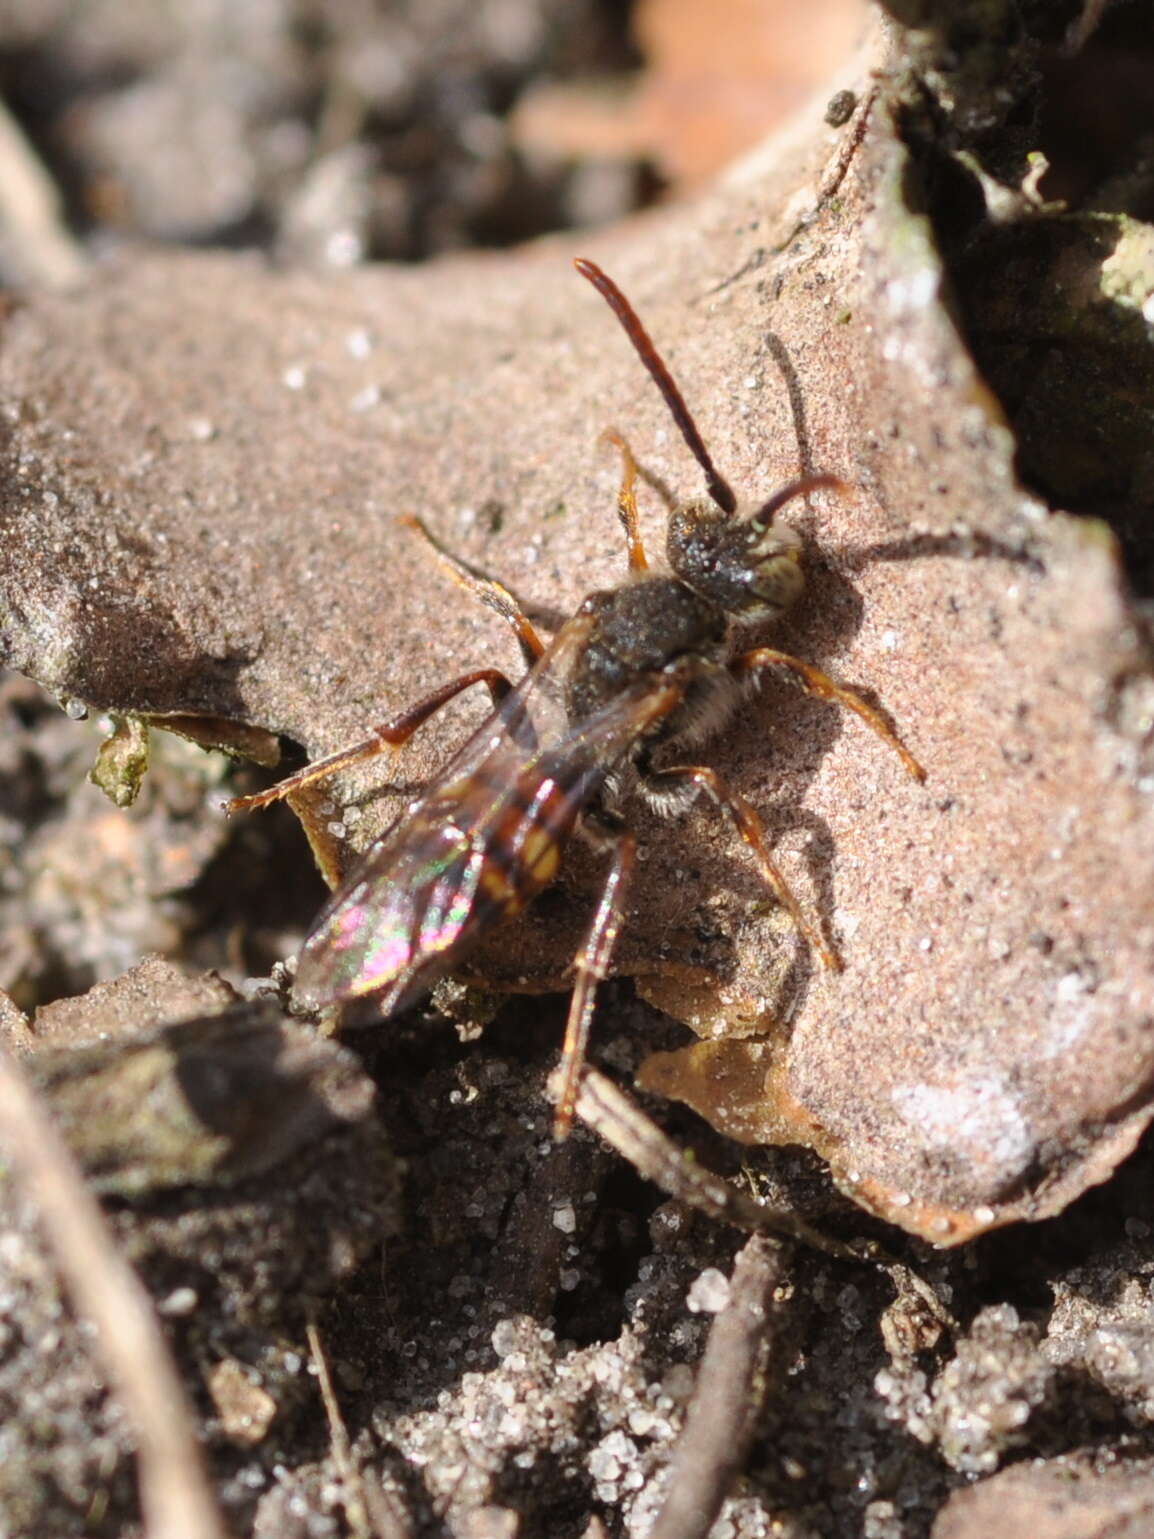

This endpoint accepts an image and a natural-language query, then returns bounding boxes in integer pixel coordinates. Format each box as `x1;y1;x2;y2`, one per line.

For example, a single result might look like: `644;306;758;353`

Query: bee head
667;474;845;622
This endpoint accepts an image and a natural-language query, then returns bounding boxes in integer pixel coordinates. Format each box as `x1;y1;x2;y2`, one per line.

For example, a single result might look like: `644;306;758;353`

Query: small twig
307;1314;373;1539
813;81;879;207
0;91;87;288
775;81;880;252
0;1042;230;1539
650;1235;789;1539
307;1314;414;1539
1063;0;1111;54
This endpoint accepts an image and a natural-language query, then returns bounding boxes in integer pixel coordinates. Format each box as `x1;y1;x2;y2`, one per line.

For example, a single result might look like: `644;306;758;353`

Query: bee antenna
575;257;737;516
750;474;849;529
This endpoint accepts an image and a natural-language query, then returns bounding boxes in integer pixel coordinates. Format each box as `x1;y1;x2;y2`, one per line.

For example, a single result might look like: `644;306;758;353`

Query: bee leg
226;667;516;815
399;514;545;666
552;823;637;1139
732;648;925;782
599;428;650;573
646;763;841;972
570;1067;884;1261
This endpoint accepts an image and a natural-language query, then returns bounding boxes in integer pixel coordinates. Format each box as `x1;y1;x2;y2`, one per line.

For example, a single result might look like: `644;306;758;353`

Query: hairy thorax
566;577;727;721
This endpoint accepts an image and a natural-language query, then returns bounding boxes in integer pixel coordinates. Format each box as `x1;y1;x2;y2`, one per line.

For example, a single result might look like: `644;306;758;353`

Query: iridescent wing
292;614;683;1012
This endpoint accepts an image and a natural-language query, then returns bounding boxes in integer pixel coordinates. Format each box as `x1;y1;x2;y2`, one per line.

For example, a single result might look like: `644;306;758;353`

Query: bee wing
293;615;684;1011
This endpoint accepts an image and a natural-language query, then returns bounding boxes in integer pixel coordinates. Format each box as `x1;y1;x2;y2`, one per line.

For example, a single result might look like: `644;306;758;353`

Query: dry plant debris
0;960;395;1537
0;1030;229;1539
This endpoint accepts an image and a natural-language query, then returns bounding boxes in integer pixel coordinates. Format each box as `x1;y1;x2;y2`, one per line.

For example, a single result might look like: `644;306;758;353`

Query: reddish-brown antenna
575;258;737;516
750;474;848;529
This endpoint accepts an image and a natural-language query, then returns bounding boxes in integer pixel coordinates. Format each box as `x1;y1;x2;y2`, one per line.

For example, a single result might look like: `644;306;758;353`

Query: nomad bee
231;258;923;1130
